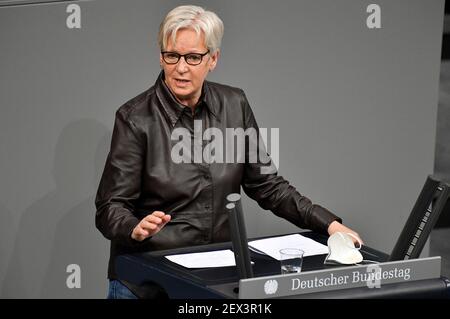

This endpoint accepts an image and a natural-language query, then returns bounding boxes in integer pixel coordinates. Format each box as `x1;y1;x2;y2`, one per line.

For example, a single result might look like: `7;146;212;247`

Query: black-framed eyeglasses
161;50;210;66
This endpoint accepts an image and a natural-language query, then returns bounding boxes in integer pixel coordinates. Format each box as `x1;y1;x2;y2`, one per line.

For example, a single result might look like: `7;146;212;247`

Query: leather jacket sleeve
95;109;145;247
240;91;342;234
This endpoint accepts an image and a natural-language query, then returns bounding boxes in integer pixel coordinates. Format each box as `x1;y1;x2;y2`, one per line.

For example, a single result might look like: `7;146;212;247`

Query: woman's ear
209;50;220;71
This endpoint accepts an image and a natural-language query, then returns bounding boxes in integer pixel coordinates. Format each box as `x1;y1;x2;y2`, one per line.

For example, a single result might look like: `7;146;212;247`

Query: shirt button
205;204;211;210
204;174;211;180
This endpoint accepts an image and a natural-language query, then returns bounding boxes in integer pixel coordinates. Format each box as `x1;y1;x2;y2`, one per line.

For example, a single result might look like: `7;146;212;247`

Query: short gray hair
158;5;224;53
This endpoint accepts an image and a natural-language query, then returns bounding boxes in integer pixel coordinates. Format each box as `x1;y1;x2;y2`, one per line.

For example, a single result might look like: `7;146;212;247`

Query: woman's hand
327;220;364;246
131;211;171;242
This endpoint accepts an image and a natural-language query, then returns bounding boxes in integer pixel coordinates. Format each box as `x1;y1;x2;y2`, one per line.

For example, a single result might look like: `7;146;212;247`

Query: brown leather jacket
95;71;341;279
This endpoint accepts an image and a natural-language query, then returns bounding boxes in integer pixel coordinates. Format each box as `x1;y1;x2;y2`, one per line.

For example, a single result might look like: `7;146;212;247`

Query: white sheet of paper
165;249;236;268
248;234;329;260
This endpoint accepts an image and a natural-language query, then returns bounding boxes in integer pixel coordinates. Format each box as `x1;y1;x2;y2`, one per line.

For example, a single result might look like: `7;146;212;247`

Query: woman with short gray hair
96;4;362;299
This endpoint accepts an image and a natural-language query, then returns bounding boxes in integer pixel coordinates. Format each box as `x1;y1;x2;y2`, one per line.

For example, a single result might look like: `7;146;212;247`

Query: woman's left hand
327;220;364;246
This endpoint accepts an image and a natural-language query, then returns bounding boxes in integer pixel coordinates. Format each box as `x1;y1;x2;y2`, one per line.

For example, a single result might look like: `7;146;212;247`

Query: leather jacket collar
154;71;219;127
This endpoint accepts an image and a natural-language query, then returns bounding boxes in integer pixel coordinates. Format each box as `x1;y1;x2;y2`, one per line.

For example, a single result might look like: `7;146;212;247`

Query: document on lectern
165;249;237;268
248;234;329;260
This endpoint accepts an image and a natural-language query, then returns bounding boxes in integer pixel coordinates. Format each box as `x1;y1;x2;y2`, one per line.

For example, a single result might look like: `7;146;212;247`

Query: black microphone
226;193;254;279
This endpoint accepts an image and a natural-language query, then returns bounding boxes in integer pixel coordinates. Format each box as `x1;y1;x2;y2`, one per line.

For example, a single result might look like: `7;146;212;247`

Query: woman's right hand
131;211;171;242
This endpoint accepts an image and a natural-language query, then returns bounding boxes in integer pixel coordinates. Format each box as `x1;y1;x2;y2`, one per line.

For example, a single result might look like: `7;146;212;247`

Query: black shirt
95;71;341;280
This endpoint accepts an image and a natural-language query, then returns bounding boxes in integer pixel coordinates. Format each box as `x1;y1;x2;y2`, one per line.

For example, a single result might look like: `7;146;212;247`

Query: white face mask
324;232;363;265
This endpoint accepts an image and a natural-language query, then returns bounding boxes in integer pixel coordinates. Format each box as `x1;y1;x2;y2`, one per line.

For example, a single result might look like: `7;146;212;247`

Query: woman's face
161;28;219;108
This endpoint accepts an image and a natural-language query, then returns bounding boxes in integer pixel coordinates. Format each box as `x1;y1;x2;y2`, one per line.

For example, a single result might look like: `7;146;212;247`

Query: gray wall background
0;0;444;298
436;61;450;177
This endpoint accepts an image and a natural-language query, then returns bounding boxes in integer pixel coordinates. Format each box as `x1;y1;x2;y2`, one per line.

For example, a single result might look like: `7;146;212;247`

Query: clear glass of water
280;248;304;274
